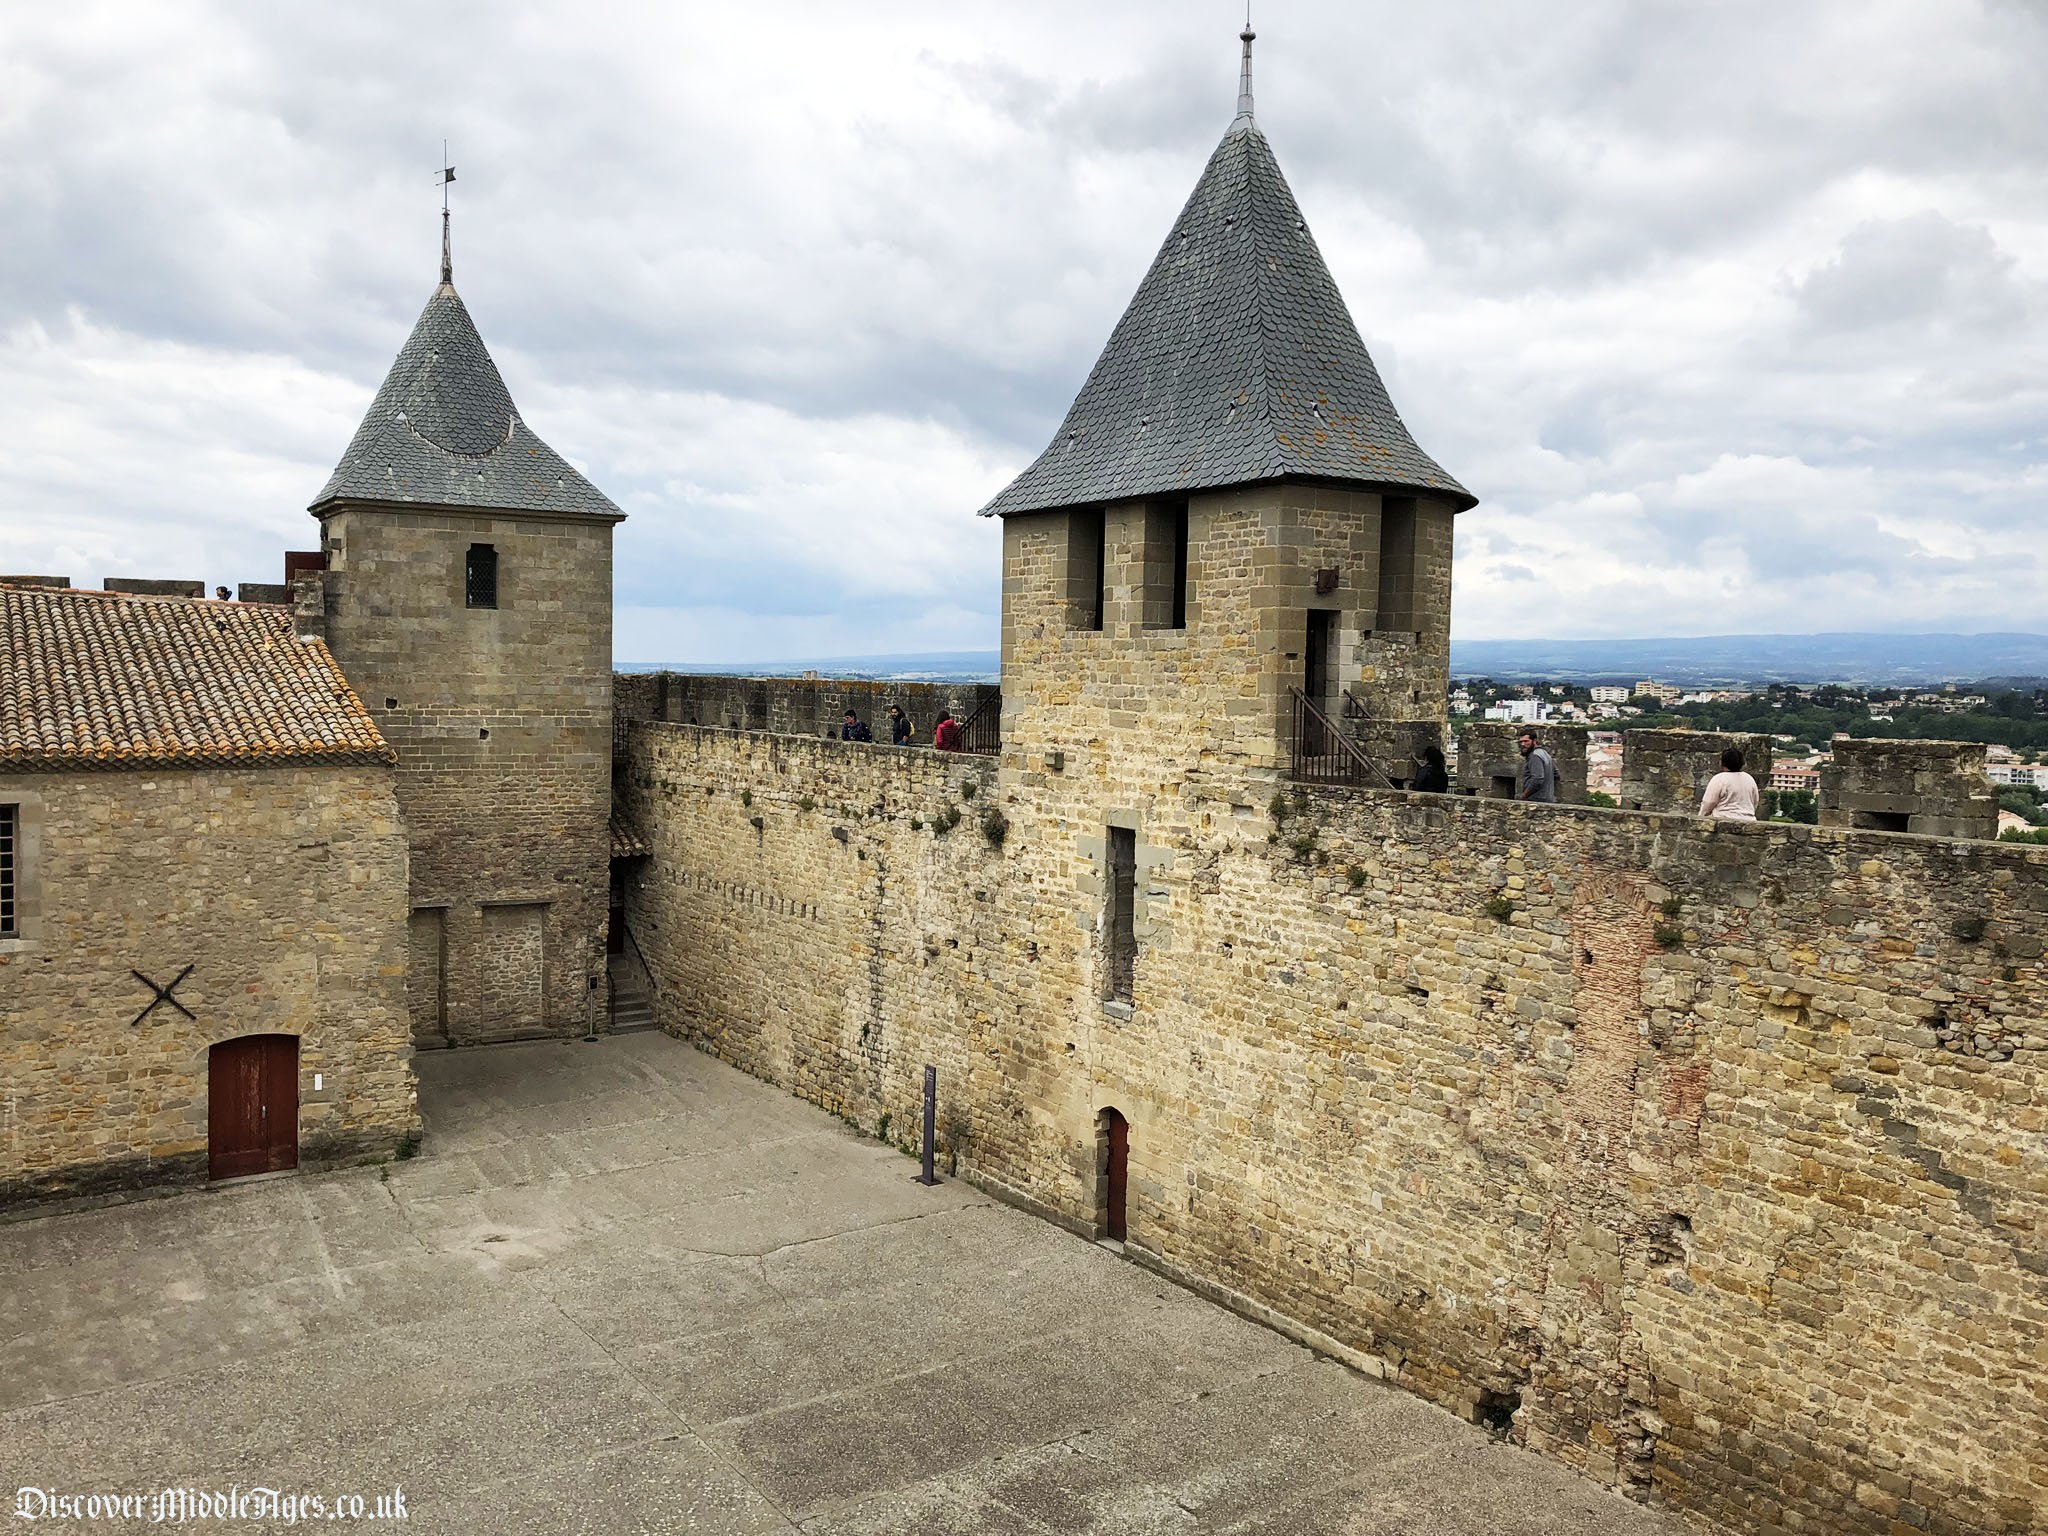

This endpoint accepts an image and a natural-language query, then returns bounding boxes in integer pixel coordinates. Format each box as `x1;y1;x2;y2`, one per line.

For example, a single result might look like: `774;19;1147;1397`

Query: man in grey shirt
1517;730;1559;803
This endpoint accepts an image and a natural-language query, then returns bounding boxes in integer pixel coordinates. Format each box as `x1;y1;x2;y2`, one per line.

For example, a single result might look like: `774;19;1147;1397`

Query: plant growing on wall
1484;893;1515;921
933;806;962;836
798;796;815;813
740;789;753;808
1346;866;1367;889
1653;922;1685;950
961;779;978;801
981;808;1010;848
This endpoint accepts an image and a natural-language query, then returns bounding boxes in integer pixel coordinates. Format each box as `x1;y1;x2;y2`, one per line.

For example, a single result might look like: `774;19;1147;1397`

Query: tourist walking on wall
932;710;962;752
1412;744;1449;794
888;704;913;745
840;709;872;743
1700;746;1761;821
1517;730;1558;803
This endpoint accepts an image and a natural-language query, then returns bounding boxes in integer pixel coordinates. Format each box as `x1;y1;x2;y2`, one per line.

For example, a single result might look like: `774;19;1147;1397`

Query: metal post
918;1064;938;1185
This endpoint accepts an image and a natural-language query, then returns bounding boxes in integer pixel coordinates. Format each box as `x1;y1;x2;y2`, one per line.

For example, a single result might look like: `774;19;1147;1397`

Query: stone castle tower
309;221;622;1045
982;27;1473;790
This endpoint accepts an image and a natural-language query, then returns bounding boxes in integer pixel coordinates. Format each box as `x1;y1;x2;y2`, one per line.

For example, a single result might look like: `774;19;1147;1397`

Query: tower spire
436;144;456;287
1235;10;1255;121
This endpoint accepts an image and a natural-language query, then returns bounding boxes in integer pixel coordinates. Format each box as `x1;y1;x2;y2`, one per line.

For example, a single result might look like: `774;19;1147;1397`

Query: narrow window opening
0;803;17;938
1170;502;1189;629
1375;496;1418;634
1104;826;1137;1003
1068;509;1105;632
465;543;498;609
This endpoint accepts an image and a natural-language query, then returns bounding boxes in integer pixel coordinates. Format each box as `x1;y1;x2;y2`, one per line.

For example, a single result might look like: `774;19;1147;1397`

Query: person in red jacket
932;711;962;752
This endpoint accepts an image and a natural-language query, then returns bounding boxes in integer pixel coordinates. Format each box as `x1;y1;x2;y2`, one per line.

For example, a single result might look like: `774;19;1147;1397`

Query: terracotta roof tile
609;811;649;859
0;585;394;772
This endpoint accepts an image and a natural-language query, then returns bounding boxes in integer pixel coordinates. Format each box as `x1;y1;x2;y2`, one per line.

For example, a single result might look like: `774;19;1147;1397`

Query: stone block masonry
1822;738;1997;840
620;713;2048;1536
1621;729;1774;814
317;506;615;1044
1459;722;1590;802
0;765;417;1205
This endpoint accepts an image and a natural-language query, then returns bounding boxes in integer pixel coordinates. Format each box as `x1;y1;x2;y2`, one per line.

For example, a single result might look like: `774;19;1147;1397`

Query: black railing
956;691;1001;756
1289;687;1393;788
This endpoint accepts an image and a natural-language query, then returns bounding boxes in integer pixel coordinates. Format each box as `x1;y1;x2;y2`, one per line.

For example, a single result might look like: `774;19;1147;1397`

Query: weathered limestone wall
317;506;614;1044
1822;739;1997;840
1458;722;1590;801
623;712;2048;1536
616;722;1001;1126
0;765;417;1205
1622;729;1775;814
615;672;996;742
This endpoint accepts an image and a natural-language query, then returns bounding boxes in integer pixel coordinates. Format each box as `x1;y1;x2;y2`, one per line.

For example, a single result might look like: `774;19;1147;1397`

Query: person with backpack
887;704;914;745
932;711;962;752
840;709;872;743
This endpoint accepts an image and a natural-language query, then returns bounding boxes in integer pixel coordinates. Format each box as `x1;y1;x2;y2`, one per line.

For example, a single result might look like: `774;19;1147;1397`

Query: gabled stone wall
0;764;416;1206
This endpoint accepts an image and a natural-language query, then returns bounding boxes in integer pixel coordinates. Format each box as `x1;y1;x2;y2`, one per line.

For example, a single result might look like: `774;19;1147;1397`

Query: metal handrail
1289;686;1394;788
955;690;1001;756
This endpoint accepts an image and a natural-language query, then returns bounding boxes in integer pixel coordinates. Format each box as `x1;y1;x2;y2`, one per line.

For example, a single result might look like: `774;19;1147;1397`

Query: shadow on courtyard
1;1034;1685;1534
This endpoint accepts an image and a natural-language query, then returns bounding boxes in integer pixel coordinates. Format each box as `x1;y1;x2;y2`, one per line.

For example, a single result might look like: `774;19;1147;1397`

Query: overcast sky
2;1;2044;662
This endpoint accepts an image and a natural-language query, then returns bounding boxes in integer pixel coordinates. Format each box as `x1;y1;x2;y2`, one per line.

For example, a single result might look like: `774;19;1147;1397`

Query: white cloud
0;0;2044;656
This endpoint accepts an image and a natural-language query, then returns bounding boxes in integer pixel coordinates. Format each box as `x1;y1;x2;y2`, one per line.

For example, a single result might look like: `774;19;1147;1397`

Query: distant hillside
619;651;1002;684
1449;633;2048;687
620;634;2048;690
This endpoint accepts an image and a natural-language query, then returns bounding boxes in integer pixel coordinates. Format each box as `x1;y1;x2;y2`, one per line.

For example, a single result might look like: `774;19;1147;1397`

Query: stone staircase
609;973;657;1033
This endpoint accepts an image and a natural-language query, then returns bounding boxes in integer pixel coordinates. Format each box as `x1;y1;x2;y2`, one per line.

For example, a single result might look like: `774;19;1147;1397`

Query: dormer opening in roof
978;20;1475;788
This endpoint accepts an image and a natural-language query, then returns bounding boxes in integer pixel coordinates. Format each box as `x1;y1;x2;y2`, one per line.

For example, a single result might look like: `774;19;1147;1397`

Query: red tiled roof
0;584;393;771
609;811;649;859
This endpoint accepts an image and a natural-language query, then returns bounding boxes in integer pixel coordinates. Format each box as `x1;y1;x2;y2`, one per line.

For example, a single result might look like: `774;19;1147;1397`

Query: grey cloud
1789;213;2027;336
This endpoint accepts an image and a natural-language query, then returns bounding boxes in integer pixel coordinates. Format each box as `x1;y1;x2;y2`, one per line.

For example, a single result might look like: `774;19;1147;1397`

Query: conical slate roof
312;276;621;519
978;106;1473;517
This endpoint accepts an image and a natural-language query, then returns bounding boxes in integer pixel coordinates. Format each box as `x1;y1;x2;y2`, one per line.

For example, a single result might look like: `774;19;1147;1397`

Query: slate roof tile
312;280;621;520
979;115;1474;518
0;585;393;772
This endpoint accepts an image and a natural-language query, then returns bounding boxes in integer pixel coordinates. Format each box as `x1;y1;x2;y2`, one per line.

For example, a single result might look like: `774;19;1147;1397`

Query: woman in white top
1699;746;1761;821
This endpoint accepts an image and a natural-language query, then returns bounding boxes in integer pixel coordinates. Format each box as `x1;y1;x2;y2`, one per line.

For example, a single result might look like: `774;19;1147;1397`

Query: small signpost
917;1064;938;1186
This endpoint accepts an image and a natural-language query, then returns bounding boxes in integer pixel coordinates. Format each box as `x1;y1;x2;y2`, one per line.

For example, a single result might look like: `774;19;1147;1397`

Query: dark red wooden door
208;1035;299;1180
1104;1110;1129;1243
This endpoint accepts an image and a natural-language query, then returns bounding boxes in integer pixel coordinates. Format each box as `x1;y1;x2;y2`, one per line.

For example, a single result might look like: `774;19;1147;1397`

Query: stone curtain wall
319;508;614;1044
616;721;1002;1132
614;672;997;743
622;711;2048;1536
0;765;416;1205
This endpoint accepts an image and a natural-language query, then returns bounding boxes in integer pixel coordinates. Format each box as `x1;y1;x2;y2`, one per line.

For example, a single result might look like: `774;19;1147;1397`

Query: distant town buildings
1483;699;1549;724
1589;686;1630;704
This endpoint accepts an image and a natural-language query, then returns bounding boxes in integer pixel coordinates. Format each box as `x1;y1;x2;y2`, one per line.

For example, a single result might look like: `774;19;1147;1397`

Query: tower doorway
1097;1107;1129;1243
1303;609;1336;706
207;1034;300;1181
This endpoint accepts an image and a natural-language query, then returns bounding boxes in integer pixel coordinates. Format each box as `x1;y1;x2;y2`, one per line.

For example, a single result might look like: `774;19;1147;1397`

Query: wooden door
208;1035;299;1180
1102;1108;1129;1243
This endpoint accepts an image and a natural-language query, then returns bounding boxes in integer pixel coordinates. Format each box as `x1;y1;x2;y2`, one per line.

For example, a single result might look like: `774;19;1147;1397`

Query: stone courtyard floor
3;1034;1686;1534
